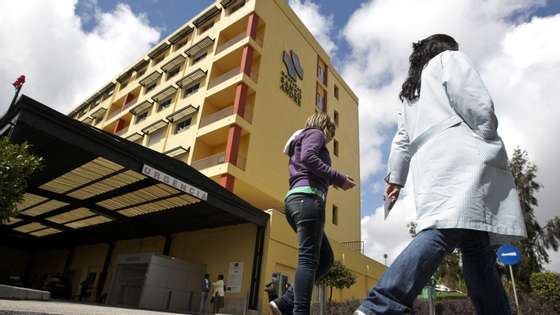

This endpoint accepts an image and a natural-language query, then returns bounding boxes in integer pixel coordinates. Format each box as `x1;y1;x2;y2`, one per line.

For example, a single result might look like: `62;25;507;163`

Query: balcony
208;67;240;89
199;105;252;128
115;126;129;137
191;152;246;171
341;241;365;254
199;106;233;127
215;33;246;55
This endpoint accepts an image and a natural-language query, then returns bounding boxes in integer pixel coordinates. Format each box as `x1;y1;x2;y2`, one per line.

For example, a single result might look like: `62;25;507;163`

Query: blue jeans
358;228;511;315
275;194;334;315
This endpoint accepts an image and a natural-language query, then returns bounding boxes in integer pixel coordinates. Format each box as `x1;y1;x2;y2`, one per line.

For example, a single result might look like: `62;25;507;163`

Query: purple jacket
284;128;347;195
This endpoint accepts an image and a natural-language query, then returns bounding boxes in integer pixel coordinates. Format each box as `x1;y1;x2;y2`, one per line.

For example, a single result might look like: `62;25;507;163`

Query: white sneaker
353;310;367;315
269;301;283;315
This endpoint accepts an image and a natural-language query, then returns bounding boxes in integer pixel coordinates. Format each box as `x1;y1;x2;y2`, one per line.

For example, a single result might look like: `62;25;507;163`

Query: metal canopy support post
96;242;114;302
63;247;75;277
248;225;265;310
23;250;36;287
163;235;172;256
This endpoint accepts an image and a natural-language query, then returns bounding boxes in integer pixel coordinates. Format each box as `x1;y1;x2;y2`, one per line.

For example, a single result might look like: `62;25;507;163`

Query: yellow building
11;0;385;313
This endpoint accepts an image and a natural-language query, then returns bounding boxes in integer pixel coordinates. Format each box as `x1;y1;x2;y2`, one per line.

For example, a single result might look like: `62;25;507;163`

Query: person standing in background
200;273;210;314
211;274;225;314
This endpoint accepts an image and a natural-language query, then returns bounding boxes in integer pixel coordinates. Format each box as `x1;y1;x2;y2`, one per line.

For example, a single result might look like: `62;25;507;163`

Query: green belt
285;186;324;200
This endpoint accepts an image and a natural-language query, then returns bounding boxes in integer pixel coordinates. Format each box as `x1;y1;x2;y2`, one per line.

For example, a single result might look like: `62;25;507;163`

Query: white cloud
361;187;416;265
288;0;337;56
340;0;560;273
0;0;160;115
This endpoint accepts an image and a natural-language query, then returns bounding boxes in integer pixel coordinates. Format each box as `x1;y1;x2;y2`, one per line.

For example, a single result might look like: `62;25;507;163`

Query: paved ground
0;299;195;315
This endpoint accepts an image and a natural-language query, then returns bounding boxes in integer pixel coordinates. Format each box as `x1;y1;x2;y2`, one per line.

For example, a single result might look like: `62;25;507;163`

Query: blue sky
74;0;560;221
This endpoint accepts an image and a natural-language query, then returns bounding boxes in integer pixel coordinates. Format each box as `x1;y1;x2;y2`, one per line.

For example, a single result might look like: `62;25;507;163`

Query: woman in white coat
354;34;527;315
211;274;225;314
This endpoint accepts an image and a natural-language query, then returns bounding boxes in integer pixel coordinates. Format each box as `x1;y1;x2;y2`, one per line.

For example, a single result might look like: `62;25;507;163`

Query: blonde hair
305;112;336;140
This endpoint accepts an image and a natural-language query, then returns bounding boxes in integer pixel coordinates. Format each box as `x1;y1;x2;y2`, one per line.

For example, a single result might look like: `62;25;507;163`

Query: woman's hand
340;176;356;190
385;183;402;205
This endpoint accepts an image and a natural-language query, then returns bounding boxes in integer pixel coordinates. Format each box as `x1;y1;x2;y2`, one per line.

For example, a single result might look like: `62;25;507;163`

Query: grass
436;291;468;299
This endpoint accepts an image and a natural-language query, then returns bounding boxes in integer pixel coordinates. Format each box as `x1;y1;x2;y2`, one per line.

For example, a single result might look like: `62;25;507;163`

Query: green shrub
530;272;560;303
0;137;43;223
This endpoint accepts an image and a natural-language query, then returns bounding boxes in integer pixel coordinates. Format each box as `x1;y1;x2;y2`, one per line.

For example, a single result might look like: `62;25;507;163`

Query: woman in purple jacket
270;113;355;315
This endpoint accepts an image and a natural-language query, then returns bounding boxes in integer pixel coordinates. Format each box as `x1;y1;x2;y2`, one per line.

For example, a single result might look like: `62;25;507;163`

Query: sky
1;0;559;273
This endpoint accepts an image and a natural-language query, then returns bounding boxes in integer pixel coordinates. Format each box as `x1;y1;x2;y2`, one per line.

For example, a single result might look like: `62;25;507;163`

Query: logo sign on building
142;164;208;201
280;50;303;105
497;244;522;265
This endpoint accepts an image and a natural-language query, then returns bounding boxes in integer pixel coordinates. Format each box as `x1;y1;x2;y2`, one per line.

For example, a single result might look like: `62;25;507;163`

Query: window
94;116;103;125
104;88;114;100
334;85;339;99
227;0;246;15
167;66;181;80
332;205;338;226
317;65;325;84
175;152;189;163
94;97;102;106
152;51;167;66
192;50;208;64
119;79;129;90
198;20;215;34
145;82;157;94
334;110;339;126
175;117;192;134
333;139;339;157
147;127;166;146
78;107;88;117
136;67;147;78
158;98;172;111
183;82;200;98
174;37;189;51
316;93;325;112
136;111;148;124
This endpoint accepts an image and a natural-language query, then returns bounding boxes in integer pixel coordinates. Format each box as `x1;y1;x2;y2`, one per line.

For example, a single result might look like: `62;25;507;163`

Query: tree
509;148;560;290
316;260;356;303
0;137;43;223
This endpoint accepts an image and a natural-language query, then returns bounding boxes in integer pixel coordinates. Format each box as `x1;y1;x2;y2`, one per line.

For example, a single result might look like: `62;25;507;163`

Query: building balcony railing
341;241;365;254
215;33;246;55
199;105;253;128
208;67;240;89
199;106;234;127
106;97;138;121
115;126;129;137
191;152;246;171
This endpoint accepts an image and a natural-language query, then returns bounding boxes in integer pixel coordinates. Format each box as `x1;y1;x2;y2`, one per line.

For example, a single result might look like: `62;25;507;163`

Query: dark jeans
358;228;511;315
275;193;334;315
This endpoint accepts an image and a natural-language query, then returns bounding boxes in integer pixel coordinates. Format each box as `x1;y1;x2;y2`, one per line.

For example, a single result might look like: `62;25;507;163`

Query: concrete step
0;284;50;301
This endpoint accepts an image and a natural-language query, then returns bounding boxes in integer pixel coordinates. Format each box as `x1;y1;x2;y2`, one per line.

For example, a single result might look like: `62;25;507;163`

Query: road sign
497;244;522;265
497;244;522;310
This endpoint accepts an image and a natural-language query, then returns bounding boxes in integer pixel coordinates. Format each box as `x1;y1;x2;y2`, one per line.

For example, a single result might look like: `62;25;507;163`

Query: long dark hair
399;34;459;102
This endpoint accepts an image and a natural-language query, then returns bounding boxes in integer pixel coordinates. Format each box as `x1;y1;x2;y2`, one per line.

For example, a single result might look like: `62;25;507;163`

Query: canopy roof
0;96;268;250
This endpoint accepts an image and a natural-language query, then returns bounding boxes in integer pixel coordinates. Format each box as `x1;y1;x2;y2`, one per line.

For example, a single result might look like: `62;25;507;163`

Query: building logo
280;50;303;105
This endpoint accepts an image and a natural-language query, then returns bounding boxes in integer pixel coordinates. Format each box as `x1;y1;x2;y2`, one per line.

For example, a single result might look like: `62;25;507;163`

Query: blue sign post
497;245;522;310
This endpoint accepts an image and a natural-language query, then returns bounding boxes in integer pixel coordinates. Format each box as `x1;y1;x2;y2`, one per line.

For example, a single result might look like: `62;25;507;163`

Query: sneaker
353;310;367;315
269;301;283;315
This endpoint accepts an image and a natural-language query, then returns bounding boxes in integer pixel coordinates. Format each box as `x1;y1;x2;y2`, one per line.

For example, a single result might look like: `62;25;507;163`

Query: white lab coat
387;50;527;244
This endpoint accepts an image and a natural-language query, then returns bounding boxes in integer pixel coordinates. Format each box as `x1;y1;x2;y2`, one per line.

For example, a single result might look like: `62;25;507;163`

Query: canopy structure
0;95;267;309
